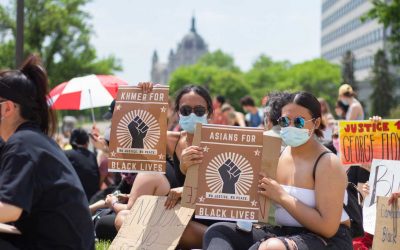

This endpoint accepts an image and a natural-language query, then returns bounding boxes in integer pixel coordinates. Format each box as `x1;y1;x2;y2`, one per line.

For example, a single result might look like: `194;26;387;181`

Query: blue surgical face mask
280;126;312;147
179;113;208;133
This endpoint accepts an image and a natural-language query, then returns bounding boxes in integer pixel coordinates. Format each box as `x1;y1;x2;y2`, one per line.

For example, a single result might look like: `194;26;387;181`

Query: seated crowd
0;55;399;250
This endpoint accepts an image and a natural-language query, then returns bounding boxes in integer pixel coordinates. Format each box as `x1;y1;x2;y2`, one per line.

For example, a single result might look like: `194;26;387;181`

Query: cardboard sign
362;159;400;235
372;196;400;250
109;196;194;250
364;159;400;208
108;86;169;173
181;124;281;224
194;124;263;222
338;120;400;165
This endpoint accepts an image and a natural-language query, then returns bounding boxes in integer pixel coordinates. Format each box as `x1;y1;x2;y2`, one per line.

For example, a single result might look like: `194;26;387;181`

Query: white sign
363;159;400;235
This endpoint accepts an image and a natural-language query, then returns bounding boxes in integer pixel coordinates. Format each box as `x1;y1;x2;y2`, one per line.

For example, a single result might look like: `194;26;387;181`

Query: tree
245;55;291;101
370;50;395;117
282;59;341;106
363;0;400;65
341;50;357;90
0;0;121;88
197;49;240;72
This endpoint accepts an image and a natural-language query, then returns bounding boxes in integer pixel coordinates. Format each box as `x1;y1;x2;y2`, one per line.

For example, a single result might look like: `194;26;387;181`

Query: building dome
180;17;207;50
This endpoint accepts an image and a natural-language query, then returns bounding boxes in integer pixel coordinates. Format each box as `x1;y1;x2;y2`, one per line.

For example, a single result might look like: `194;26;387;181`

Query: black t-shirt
65;148;100;201
0;122;94;250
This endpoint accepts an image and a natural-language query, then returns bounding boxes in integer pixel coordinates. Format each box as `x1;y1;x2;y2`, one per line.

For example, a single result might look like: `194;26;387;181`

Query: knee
115;210;130;230
258;238;291;250
203;222;235;244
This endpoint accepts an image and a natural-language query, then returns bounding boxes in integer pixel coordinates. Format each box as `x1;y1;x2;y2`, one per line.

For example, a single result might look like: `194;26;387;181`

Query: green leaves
169;50;341;109
0;0;121;88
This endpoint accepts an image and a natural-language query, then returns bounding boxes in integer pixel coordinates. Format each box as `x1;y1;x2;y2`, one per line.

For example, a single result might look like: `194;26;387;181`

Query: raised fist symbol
218;159;241;194
128;116;149;148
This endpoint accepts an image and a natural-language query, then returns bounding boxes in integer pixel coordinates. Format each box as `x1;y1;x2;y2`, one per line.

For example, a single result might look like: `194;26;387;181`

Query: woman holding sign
204;92;352;250
112;82;213;249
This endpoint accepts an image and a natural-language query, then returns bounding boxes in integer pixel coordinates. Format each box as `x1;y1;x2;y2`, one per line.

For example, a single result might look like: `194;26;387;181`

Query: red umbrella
49;74;128;122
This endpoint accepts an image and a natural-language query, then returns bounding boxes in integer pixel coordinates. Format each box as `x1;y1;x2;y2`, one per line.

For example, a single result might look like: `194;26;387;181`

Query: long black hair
0;55;56;136
174;85;213;117
290;91;326;138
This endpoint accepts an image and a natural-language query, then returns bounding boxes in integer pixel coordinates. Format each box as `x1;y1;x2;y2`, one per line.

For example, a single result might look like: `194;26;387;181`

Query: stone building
151;17;208;84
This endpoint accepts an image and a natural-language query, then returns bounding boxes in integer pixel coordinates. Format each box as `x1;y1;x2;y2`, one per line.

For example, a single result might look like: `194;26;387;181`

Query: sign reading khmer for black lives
108;86;169;173
195;124;263;222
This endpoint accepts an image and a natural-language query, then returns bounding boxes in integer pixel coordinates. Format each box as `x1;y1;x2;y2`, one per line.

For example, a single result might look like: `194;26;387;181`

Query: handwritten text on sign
372;196;400;250
338;120;400;165
109;196;194;250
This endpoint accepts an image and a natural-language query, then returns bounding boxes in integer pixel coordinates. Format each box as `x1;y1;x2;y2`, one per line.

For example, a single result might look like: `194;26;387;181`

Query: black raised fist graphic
128;116;149;148
218;159;241;194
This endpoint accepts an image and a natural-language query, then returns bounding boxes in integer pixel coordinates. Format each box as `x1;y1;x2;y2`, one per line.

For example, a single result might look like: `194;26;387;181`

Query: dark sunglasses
179;105;207;117
277;116;315;129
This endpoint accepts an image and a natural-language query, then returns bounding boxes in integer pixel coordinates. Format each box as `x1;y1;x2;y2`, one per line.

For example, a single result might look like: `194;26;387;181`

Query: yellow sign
338;120;400;165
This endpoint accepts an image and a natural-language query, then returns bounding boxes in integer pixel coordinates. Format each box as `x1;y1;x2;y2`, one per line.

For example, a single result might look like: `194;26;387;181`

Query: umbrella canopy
49;74;128;110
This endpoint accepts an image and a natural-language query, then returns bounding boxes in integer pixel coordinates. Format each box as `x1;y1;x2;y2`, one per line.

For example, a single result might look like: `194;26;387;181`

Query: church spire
190;15;196;33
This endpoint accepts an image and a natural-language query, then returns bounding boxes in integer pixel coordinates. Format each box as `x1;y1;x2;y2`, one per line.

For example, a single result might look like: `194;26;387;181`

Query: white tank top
275;185;349;227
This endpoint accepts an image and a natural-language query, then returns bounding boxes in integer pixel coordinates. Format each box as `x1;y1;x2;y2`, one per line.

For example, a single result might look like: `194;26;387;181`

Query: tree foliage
363;0;400;65
370;50;396;117
0;0;122;88
169;51;341;109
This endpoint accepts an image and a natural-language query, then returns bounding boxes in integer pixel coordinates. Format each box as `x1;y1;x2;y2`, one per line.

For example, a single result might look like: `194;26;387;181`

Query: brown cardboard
194;124;264;221
181;123;202;209
258;132;282;223
108;86;169;173
372;196;400;250
109;195;194;250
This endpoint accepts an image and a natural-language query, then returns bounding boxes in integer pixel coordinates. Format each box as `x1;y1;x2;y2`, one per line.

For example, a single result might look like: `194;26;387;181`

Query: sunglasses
179;105;207;117
277;116;315;129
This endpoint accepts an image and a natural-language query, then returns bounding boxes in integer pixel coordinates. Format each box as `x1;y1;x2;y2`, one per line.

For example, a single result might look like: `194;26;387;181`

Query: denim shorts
249;224;353;250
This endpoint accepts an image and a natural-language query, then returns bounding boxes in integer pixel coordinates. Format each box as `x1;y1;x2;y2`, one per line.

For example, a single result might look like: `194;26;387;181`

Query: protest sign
338;120;400;165
258;131;282;223
364;159;400;208
194;124;263;222
372;196;400;250
362;159;400;235
109;196;194;250
108;86;169;173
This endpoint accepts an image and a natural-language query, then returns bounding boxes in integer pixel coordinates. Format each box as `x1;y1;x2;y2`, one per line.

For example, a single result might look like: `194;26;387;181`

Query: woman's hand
258;172;288;204
369;116;382;122
105;194;118;209
388;191;400;205
180;146;203;173
164;187;183;209
138;82;158;93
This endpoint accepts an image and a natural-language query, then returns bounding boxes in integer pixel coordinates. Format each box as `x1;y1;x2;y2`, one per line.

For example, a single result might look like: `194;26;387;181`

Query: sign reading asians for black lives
108;86;169;173
195;124;263;222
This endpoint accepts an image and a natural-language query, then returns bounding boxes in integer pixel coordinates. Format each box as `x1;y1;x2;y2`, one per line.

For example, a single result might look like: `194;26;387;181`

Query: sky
2;1;396;117
86;0;321;84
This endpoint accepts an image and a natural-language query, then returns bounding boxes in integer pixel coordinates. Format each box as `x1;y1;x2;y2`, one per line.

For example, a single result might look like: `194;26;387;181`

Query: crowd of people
0;55;399;250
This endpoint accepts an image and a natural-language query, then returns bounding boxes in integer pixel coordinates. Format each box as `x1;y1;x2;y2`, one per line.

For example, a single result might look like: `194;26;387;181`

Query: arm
0;202;22;223
348;104;362;120
259;154;347;238
236;112;246;127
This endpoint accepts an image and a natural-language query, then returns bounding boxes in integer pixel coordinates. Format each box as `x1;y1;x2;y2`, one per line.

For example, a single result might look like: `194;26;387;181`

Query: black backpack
313;151;364;238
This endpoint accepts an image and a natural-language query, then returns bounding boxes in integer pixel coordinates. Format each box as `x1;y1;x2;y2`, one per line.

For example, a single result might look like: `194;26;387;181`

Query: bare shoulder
316;152;346;179
167;131;181;139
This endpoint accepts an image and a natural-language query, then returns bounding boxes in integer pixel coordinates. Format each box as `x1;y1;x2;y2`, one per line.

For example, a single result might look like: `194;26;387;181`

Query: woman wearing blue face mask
203;92;352;250
110;83;213;249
